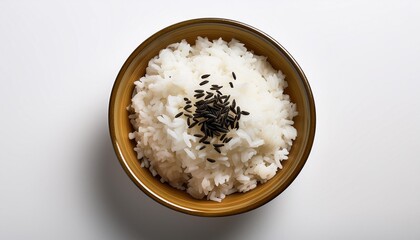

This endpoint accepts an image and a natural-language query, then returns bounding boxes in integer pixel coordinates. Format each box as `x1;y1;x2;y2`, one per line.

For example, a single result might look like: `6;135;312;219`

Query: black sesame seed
206;98;216;104
232;72;236;80
194;134;204;138
210;85;222;90
229;82;234;88
195;100;205;105
187;118;191;126
184;105;192;110
205;113;217;119
194;89;204;93
201;74;210;79
222;120;229;128
184;113;193;118
210;121;220;127
175;112;183;118
222;107;230;114
214;147;221;153
223;95;230;102
184;97;189;101
194;93;205;98
225;137;232;143
207;105;217;112
199;80;209;86
189;121;198;128
216;126;229;133
199;136;207;143
203;141;210;144
206;124;217;130
216;90;222;95
220;134;227;141
213;102;222;109
241;111;250;115
199;145;206;150
213;143;224;147
207;158;216;163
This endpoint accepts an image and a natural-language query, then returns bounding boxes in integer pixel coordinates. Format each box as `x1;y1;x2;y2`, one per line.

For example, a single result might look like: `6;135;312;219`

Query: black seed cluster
176;73;249;155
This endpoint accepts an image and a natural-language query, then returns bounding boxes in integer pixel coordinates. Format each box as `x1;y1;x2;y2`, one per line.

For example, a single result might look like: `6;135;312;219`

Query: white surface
1;0;419;239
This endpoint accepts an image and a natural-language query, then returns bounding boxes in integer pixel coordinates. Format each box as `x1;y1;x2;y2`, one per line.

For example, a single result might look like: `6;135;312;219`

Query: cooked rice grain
129;37;297;202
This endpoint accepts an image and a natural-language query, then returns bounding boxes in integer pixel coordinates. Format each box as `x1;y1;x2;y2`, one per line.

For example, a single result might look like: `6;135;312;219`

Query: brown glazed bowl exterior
109;18;316;217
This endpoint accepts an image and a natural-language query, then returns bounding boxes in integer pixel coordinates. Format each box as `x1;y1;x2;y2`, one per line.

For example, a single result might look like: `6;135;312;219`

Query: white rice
129;37;297;202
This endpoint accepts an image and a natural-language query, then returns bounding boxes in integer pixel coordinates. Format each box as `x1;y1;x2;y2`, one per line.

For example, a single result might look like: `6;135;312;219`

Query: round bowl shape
109;18;316;217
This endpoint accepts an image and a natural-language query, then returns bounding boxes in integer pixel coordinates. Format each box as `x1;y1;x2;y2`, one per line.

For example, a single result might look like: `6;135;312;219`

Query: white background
1;0;419;239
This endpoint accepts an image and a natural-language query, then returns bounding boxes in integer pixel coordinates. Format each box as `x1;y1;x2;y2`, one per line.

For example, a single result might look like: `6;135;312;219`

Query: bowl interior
109;19;315;216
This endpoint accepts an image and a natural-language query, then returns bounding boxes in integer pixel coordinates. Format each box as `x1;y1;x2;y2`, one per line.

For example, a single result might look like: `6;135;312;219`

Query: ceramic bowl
109;18;316;216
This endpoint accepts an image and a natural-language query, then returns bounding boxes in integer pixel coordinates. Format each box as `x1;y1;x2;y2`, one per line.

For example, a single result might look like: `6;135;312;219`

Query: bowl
109;18;316;216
